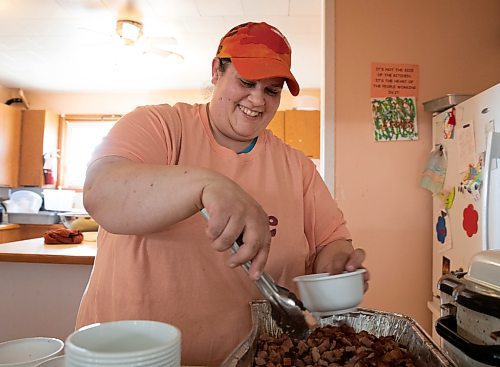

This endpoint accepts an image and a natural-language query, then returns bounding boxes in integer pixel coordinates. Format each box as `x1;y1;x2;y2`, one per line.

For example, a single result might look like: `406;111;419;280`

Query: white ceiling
0;0;322;93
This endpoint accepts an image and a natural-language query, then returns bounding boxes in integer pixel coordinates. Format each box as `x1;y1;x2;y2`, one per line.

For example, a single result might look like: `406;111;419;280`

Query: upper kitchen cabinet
18;110;59;187
284;110;320;158
267;111;285;140
0;104;22;187
268;110;320;158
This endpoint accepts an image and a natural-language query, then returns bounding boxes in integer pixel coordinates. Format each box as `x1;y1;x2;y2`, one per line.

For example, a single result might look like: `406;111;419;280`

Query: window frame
58;114;121;190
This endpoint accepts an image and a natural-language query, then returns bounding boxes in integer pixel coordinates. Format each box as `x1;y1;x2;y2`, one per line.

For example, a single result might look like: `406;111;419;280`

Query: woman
76;22;369;365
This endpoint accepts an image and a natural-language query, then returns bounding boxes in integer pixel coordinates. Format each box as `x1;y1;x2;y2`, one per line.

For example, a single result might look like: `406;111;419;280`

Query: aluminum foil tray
222;300;455;367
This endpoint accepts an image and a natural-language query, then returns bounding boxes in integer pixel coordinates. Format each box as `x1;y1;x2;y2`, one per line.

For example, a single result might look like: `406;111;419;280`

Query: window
60;115;120;189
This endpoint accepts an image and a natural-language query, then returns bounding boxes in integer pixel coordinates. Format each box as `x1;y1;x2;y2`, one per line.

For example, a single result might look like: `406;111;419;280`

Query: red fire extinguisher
43;152;58;185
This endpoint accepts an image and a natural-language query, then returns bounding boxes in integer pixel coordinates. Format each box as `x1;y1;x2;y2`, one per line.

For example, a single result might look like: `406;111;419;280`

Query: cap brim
231;58;300;96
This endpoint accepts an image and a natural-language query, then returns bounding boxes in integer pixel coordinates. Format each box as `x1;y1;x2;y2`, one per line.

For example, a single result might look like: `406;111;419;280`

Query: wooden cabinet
284;110;320;158
0;224;63;244
268;110;320;158
0;104;22;187
18;110;59;187
0;225;21;244
267;111;285;140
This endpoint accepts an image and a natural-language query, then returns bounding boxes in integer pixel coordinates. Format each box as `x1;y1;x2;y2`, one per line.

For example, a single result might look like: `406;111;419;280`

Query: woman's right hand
85;156;270;278
201;178;271;280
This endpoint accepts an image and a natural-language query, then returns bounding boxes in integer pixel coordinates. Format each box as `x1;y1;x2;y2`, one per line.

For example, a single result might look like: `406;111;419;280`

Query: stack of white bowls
65;320;181;367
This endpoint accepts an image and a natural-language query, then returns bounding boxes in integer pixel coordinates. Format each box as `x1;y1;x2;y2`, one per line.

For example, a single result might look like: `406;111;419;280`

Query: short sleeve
90;104;182;166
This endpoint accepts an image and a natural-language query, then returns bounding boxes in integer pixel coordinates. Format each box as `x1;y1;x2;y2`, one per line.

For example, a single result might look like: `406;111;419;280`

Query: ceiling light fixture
116;19;144;46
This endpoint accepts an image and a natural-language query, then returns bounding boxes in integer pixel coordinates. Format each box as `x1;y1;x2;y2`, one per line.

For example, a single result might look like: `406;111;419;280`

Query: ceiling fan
81;0;184;63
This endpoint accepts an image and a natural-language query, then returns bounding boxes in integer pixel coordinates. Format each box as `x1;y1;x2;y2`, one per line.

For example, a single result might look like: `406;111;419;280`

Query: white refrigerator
425;83;500;344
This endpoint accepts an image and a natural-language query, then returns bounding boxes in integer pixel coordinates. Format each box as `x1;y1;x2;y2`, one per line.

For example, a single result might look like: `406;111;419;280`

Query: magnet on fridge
436;213;447;244
444;187;455;209
438;187;455;210
462;204;479;238
443;108;456;139
442;256;451;275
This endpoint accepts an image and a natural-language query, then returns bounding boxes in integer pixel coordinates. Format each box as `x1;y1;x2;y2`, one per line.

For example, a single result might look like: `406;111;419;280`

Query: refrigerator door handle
481;131;500;250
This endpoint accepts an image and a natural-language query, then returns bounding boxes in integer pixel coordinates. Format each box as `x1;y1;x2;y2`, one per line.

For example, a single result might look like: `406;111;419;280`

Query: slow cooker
436;250;500;366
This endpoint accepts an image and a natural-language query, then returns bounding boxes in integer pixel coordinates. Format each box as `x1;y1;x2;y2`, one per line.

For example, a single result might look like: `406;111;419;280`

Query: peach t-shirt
76;103;351;365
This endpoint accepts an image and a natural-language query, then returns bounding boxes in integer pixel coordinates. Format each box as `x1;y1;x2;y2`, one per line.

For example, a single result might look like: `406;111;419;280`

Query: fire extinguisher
43;152;58;185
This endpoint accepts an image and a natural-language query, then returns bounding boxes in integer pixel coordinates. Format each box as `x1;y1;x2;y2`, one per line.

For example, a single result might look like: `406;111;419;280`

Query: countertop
0;223;21;230
0;233;97;265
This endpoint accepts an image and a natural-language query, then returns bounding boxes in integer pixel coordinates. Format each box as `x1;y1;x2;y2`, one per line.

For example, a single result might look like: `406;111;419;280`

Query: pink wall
334;0;500;331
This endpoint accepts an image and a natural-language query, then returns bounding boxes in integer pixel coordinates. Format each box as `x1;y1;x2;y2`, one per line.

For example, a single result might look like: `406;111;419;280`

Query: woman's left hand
313;240;370;292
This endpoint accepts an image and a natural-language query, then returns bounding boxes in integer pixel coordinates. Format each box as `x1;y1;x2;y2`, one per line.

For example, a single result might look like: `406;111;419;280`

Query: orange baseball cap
216;22;300;96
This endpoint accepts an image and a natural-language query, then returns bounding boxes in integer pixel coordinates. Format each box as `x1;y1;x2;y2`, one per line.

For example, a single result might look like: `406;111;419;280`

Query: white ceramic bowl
65;320;180;366
0;337;64;367
293;269;366;316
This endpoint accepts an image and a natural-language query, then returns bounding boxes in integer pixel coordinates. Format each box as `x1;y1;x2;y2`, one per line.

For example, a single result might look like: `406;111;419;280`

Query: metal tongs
201;209;312;339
